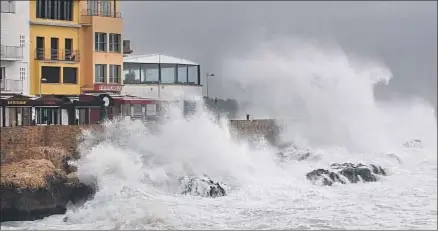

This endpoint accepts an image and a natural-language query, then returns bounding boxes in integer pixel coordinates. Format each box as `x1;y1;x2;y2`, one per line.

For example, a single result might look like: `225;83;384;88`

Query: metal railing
1;1;16;13
82;9;122;18
35;48;80;62
79;9;122;25
0;79;23;92
1;45;23;60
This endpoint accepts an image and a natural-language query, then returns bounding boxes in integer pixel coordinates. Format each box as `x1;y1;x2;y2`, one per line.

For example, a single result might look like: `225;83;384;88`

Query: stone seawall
1;120;280;157
229;119;281;145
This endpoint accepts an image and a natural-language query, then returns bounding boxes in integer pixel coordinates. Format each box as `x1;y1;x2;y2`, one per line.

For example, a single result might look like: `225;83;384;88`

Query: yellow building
79;0;124;93
29;0;82;96
29;0;124;96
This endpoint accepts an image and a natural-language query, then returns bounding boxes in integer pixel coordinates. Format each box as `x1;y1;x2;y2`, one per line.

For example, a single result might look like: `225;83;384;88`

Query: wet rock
179;176;226;198
0;159;96;222
306;163;387;186
403;139;422;148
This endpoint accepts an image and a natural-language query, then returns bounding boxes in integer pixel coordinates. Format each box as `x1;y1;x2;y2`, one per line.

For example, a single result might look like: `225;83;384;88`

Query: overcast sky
121;1;437;108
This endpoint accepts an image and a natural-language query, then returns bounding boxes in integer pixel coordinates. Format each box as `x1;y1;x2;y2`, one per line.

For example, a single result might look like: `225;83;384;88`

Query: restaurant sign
94;84;123;92
7;100;27;105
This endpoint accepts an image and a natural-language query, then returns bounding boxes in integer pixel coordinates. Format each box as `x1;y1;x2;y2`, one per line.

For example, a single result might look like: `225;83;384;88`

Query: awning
0;94;35;106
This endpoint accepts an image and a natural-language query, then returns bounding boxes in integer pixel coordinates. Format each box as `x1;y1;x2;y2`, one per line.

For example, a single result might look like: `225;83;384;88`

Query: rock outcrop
0;159;95;222
179;176;226;198
306;163;387;186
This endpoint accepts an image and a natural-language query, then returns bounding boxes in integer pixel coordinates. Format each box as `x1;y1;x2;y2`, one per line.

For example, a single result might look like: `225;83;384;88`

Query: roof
123;53;199;65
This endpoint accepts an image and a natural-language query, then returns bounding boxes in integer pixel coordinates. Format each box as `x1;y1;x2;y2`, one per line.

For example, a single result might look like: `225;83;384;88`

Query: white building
0;0;30;95
122;54;202;101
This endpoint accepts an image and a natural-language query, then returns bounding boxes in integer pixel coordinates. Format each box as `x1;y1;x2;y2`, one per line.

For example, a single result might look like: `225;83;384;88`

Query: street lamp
40;77;47;97
206;73;215;99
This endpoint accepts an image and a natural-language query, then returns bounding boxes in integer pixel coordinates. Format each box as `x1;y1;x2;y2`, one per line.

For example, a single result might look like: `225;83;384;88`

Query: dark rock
306;163;387;186
0;171;96;222
179;176;226;198
306;169;345;186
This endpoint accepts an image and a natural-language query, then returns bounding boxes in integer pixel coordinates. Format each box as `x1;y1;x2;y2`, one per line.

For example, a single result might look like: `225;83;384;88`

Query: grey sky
122;1;437;108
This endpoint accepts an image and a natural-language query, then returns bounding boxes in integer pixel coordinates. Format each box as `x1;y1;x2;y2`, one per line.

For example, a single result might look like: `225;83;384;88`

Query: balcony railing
1;1;16;13
35;48;80;62
82;9;122;18
1;45;23;60
0;79;23;93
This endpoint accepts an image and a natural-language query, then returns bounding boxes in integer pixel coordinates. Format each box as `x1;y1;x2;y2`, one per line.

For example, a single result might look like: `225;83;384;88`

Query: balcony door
51;37;58;60
65;38;73;60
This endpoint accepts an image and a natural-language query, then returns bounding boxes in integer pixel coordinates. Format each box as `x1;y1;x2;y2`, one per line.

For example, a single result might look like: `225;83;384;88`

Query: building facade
1;0;30;95
28;0;124;97
78;0;124;95
122;54;202;100
29;0;82;96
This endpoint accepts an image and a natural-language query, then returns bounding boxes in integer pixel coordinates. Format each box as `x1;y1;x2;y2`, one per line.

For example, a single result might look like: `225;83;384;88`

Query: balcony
1;45;23;61
79;9;122;25
35;49;80;62
1;1;16;13
0;78;23;93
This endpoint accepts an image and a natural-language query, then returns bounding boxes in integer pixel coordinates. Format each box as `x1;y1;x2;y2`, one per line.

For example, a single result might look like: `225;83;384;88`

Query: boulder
178;176;226;198
0;159;95;222
306;163;387;186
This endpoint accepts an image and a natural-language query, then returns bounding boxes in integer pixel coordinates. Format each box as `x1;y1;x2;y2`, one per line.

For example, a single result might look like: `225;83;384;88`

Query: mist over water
2;39;436;230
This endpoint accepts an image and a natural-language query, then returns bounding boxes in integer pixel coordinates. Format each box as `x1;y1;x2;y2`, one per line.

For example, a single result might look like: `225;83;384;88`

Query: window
123;63;140;84
133;104;143;118
188;65;199;84
19;67;25;80
1;67;5;79
36;108;60;125
63;67;77;84
160;64;176;84
1;67;5;90
109;33;121;52
95;33;107;52
50;37;58;60
95;64;107;83
41;66;61;83
36;0;73;21
36;36;45;60
1;0;15;13
77;108;90;124
177;65;188;83
87;0;98;15
100;0;112;17
140;63;159;83
19;35;25;47
109;65;120;84
65;38;72;60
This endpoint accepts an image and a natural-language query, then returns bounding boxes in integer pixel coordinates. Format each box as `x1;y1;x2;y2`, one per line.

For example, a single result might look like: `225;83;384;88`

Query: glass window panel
123;63;140;84
188;65;199;84
160;64;176;84
177;65;188;83
140;63;159;83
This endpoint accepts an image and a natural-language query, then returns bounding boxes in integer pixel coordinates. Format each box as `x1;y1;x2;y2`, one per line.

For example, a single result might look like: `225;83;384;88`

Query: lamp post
40;77;47;97
206;73;215;99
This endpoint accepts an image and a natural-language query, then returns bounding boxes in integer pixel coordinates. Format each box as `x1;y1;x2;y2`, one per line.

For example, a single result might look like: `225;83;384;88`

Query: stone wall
229;119;281;145
0;125;99;163
0;120;280;159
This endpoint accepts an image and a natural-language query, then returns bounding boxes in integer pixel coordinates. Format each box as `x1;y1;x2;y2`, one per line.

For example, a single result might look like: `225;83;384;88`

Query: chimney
123;40;133;55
